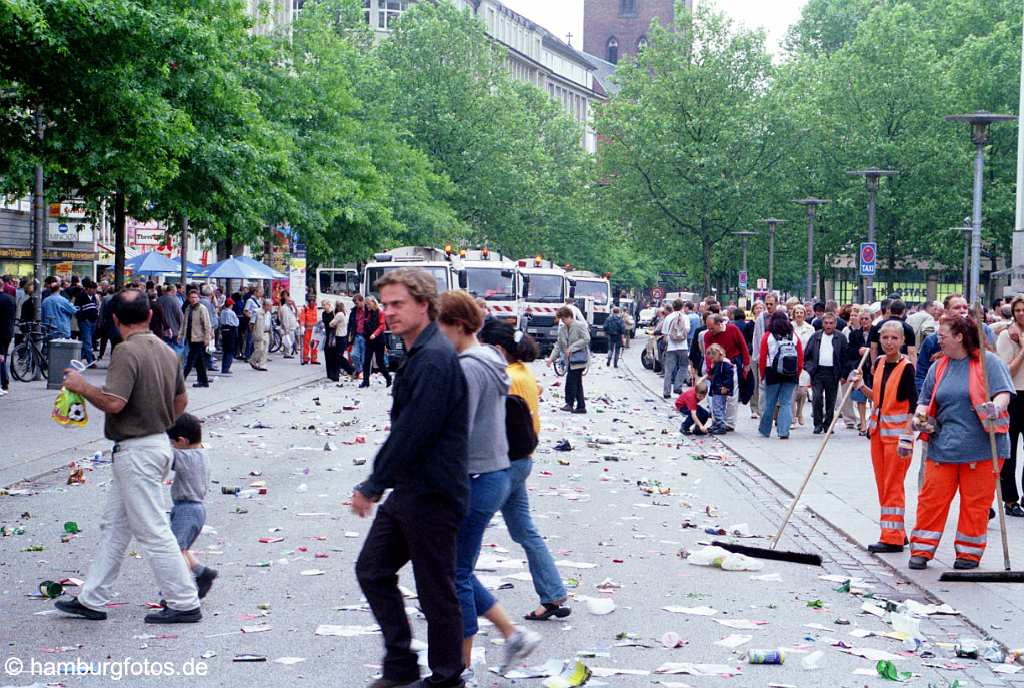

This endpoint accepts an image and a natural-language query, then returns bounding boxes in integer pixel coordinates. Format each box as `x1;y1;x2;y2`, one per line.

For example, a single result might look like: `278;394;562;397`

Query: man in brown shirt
54;288;202;624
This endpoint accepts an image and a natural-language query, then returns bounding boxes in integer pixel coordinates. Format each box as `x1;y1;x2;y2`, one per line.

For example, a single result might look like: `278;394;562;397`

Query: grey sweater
459;345;511;475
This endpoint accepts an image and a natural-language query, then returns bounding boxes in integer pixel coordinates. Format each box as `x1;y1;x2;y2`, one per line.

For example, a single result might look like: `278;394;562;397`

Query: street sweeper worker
907;314;1013;571
850;320;916;554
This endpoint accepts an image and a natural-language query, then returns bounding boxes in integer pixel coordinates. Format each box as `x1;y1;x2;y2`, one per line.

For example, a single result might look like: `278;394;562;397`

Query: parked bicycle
11;320;57;382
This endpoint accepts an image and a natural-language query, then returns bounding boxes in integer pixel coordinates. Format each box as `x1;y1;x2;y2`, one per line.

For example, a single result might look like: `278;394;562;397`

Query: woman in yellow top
479;320;570;621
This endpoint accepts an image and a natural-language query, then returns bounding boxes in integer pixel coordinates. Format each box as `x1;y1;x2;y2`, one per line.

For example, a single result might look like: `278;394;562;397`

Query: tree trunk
113;188;126;290
179;214;189;286
701;229;712;297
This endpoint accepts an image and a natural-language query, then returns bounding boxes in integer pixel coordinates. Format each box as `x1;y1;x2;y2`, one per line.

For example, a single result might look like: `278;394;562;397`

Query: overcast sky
500;0;808;54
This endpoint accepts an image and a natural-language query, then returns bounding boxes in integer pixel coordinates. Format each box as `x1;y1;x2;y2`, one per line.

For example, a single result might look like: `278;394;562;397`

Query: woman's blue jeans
758;382;797;438
501;459;566;605
456;469;510;638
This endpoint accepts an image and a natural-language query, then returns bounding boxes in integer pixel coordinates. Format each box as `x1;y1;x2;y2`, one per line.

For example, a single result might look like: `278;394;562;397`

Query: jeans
78;434;199;612
759;382;797;438
79;319;96;364
220;327;236;373
182;341;209;385
565;368;585;410
0;353;8;390
501;459;565;605
607;338;622;367
811;367;839;430
456;469;511;638
662;349;688;396
711;394;728;431
356;489;463;687
352;334;366;373
680;405;711;434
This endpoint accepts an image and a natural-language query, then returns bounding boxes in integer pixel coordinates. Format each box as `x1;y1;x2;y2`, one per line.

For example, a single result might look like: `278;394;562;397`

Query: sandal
524;603;571;621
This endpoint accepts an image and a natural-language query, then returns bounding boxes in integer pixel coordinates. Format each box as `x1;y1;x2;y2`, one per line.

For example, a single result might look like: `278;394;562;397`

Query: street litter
839;647;903;661
715;619;768;630
685;545;764;571
542;660;591;688
273;657;307;665
654;662;741;677
874;659;912;681
578;596;616;615
555;560;597;569
902;599;958;616
801;650;823;670
590;667;650;676
662;606;718;616
241;624;272;633
747;648;785;664
314;624;380;637
715;634;752;649
661;631;687;648
233;655;267;662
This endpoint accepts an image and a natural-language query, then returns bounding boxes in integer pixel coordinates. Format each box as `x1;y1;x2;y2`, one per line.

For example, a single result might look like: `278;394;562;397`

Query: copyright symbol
4;657;23;676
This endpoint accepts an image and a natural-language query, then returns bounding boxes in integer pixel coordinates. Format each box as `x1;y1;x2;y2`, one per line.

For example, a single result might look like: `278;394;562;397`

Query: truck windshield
466;268;515;300
365;265;449;299
526;274;564;303
575;280;609;305
319;270;358;296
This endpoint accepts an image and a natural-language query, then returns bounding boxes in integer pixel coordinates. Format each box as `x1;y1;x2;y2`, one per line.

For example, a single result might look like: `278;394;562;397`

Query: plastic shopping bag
52;387;88;427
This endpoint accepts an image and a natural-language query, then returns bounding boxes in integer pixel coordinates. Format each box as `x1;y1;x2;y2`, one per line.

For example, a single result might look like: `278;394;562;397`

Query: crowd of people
648;291;1021;573
0;274;403;392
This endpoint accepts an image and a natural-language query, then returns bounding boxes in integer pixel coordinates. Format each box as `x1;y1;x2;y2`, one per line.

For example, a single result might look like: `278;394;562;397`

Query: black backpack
506;395;539;460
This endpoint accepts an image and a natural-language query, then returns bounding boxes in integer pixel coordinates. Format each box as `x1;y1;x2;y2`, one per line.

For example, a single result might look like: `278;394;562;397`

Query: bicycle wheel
553;357;567;377
10;342;40;382
269;328;282;353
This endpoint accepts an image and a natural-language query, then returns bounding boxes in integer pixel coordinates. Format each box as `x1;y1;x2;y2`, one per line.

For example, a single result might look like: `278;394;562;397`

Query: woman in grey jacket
547;306;591;413
437;291;541;678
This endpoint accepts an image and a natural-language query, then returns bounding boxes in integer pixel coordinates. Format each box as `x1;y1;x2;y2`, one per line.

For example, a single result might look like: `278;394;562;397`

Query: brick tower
583;0;685;64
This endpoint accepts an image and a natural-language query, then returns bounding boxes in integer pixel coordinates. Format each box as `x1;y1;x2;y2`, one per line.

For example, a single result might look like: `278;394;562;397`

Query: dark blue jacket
357;322;470;517
709;359;734;396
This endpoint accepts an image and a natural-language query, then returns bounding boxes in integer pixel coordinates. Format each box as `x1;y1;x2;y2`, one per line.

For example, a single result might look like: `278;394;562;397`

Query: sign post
651;286;666;301
859;243;877;301
738;270;748;290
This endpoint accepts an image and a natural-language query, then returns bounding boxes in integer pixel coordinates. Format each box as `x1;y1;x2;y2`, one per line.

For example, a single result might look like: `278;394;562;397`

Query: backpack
667;312;688;343
772;336;799;376
605;315;623;337
506;395;539;460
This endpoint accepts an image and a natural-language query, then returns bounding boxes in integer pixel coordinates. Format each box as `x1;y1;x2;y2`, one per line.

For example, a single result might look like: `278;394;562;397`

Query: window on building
607;36;619;64
637;34;647;50
619;0;636;16
378;0;414;30
362;0;370;23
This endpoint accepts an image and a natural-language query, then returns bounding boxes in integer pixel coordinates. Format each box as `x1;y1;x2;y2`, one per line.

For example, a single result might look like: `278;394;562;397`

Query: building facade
361;0;603;153
583;0;683;64
0;199;99;280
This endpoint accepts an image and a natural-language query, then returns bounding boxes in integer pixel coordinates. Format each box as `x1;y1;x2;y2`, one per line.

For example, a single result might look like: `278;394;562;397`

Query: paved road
0;336;1019;687
0;353;323;487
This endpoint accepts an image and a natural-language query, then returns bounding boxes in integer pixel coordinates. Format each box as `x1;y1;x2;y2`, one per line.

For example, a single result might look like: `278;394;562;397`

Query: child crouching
676;379;711;435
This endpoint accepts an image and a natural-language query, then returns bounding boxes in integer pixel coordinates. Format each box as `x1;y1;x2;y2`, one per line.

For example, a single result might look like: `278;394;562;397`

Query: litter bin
47;339;81;390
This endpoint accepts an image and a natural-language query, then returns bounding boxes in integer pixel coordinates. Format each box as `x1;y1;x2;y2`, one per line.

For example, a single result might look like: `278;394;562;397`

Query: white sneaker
500;629;541;673
0;389;7;396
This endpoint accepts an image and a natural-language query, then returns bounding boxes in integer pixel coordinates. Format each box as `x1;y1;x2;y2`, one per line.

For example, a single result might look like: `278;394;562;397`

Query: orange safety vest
866;356;912;442
299;304;319;328
921;353;1009;441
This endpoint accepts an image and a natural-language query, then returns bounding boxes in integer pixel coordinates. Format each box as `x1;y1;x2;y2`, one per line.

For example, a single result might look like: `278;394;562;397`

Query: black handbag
506;395;539;460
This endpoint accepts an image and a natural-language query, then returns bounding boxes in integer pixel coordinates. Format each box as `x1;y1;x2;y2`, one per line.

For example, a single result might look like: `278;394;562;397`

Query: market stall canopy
233;255;287;279
194;257;276;280
125;251;184;275
171;256;206;273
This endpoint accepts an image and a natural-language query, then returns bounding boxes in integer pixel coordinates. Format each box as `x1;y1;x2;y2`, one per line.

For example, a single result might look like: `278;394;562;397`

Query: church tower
583;0;685;64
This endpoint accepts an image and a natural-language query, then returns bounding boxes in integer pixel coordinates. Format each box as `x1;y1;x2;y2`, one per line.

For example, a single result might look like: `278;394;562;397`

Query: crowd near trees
1;0;1021;292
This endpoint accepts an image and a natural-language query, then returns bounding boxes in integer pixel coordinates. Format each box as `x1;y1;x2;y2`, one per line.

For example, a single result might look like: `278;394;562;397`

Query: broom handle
771;345;873;550
974;304;1012;572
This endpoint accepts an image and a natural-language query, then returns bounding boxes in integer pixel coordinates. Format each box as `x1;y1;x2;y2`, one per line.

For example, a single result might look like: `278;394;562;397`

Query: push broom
713;346;873;566
939;306;1024;582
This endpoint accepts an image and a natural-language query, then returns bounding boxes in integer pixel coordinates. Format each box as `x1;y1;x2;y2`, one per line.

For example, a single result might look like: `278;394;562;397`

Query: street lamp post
944;111;1016;305
848;167;897;304
793;198;831;300
733;230;756;295
32;111;45;322
760;218;784;292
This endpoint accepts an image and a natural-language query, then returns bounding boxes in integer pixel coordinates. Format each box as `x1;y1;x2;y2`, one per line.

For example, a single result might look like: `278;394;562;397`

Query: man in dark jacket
803;312;850;434
0;289;15;393
351;268;468;688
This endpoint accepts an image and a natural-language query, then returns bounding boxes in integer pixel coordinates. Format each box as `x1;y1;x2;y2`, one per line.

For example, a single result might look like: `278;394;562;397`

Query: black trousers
565;367;585;410
220;327;236;373
362;336;391;384
1003;392;1024;504
811;366;839;429
355;489;463;687
324;337;356;382
182;341;209;385
680;405;711;434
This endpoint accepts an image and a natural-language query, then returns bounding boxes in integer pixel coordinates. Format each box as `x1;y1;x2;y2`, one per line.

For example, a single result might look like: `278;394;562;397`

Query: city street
1;335;1022;687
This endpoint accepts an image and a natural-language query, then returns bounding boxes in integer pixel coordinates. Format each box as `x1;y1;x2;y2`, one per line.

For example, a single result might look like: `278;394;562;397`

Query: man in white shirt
804;313;849;434
660;299;689;399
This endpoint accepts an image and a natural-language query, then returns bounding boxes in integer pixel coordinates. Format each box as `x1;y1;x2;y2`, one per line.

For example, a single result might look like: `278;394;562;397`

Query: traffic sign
756;278;767;290
651;287;665;300
859;242;877;276
738;270;748;290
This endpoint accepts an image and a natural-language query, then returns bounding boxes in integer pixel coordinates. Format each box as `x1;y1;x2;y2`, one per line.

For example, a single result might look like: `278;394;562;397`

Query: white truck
461;248;522;328
567;270;612;352
517;257;570;354
315;265;360;313
361;246;465;368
